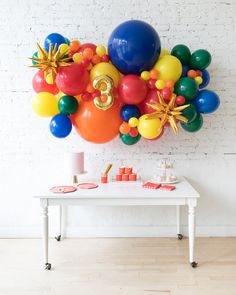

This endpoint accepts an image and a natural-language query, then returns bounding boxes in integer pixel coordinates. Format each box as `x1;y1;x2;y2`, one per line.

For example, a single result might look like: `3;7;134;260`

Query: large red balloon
32;70;59;94
139;89;160;114
72;100;122;144
118;75;147;104
56;63;90;96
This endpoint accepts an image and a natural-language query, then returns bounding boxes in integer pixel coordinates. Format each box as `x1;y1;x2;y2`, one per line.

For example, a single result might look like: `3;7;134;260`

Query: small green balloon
181;112;203;132
174;77;198;100
182;103;197;123
171;44;191;65
58;95;78;115
190;49;211;70
120;133;141;145
32;51;38;65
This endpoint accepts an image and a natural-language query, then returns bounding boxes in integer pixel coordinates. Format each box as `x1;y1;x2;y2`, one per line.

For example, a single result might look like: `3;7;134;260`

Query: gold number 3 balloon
93;75;114;111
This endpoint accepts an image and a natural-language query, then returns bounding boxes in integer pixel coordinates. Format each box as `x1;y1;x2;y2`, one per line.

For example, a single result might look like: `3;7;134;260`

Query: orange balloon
72;100;122;143
119;122;130;134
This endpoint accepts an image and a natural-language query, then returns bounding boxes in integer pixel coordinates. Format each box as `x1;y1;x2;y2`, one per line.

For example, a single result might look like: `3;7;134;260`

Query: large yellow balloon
154;55;182;82
32;92;59;117
138;115;162;139
90;62;120;87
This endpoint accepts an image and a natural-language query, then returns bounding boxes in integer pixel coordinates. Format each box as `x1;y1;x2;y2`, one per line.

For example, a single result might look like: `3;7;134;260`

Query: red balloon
161;87;172;101
118;75;148;104
147;79;156;89
32;70;59;94
79;43;96;54
56;63;90;96
176;95;186;105
129;128;139;137
139;89;160;114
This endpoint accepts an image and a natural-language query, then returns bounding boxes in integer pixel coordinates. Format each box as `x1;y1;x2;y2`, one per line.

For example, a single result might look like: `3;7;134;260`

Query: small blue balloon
44;33;66;52
120;105;141;122
182;65;190;77
108;20;161;75
50;114;72;138
193;90;220;114
199;69;210;89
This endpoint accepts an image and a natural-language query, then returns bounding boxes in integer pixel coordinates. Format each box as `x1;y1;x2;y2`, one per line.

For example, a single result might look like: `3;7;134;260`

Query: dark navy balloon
181;65;190;77
108;20;161;75
50;114;72;138
199;69;210;89
120;105;141;122
193;90;220;114
44;33;66;52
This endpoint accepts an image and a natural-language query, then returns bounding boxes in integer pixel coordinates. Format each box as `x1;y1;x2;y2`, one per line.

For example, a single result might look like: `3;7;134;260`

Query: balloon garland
30;20;220;144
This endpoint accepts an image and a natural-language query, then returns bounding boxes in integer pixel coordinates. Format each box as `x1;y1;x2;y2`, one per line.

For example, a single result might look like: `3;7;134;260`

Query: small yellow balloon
59;43;70;55
32;92;59;117
159;48;170;58
45;73;54;85
154;55;182;82
129;117;139;127
73;53;83;64
138;115;162;139
155;79;166;90
195;76;203;84
141;71;150;80
90;62;120;87
96;45;107;57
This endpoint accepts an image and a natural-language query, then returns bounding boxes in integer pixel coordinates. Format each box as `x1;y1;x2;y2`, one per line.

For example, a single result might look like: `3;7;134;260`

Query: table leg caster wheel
55;235;61;242
191;261;198;268
177;234;183;240
45;263;51;270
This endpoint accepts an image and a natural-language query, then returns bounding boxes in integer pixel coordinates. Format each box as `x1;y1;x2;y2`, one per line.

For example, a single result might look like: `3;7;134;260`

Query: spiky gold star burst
145;92;190;134
30;43;71;83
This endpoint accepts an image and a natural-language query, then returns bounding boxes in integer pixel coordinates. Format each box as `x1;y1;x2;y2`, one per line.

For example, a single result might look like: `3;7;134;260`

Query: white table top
34;177;200;199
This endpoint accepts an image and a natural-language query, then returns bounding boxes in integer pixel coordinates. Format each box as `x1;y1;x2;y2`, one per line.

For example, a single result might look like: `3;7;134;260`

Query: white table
35;177;200;270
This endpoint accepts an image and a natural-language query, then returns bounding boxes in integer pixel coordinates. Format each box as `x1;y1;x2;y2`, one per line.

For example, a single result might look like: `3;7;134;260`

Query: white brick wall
0;0;236;237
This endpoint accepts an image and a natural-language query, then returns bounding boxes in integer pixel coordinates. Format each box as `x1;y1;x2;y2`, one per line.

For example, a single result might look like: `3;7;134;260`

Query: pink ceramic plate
78;183;98;189
50;186;77;193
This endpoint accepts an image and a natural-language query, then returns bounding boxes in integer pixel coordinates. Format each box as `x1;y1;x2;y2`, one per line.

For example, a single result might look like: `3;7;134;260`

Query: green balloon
181;112;203;132
190;49;211;70
32;51;38;65
171;44;191;65
174;77;198;100
182;103;197;123
58;95;78;115
120;133;141;145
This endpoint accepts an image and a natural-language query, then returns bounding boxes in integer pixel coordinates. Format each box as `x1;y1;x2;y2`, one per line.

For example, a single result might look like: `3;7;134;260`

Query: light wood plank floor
0;238;236;295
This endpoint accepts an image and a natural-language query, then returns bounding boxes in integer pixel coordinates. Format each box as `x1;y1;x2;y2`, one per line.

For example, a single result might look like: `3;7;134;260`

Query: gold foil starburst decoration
146;92;190;134
30;43;71;83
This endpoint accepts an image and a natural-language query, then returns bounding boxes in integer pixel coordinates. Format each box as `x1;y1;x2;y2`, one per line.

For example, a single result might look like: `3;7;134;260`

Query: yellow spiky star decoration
30;43;71;84
146;92;190;134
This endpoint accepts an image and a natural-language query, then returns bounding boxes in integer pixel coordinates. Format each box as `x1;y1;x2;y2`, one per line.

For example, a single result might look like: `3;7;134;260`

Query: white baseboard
0;225;236;238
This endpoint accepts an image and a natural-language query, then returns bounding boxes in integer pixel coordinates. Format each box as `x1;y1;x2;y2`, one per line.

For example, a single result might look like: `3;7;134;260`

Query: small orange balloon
149;69;159;80
70;40;80;52
100;94;108;102
83;48;94;60
166;80;175;88
91;54;101;65
86;83;95;93
119;122;131;134
72;100;122;143
187;70;197;78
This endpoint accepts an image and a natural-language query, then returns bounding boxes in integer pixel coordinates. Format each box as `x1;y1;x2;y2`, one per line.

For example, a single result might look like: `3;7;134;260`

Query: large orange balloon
72;100;122;143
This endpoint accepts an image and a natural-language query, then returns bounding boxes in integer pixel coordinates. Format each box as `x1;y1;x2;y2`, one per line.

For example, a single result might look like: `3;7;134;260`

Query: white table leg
188;205;197;268
42;206;51;270
55;205;62;241
176;205;183;240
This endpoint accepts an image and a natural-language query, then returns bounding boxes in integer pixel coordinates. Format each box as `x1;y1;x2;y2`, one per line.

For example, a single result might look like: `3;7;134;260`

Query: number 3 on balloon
93;75;114;111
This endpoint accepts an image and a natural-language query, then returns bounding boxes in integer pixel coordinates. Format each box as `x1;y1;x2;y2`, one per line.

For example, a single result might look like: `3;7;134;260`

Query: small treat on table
122;174;129;181
101;174;108;183
116;174;122;181
159;185;176;191
119;167;125;174
129;173;137;181
125;167;133;174
143;182;161;189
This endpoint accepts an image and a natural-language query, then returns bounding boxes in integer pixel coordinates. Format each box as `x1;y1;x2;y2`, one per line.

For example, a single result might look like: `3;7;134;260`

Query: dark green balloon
171;44;191;65
189;49;211;70
32;51;38;65
120;133;141;145
181;112;203;132
174;77;198;100
58;95;79;115
182;103;197;123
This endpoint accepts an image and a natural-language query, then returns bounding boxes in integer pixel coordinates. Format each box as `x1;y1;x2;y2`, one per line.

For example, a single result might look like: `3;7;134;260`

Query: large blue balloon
120;105;141;122
108;20;161;75
50;114;72;138
44;33;66;52
199;69;210;89
193;90;220;114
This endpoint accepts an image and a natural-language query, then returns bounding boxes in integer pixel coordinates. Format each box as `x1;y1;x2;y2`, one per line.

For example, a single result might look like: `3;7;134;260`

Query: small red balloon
32;70;59;94
139;89;160;114
129;128;139;137
176;95;186;105
78;43;96;54
91;90;101;98
80;58;90;68
119;74;148;105
161;87;172;101
81;92;92;101
147;79;156;89
100;54;110;62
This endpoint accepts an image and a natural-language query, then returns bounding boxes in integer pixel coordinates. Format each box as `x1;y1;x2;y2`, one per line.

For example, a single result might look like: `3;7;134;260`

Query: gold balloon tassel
146;92;190;134
29;43;71;83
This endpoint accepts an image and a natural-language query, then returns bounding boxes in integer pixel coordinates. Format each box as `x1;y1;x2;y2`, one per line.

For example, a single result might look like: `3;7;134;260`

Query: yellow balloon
129;117;139;127
154;55;182;82
138;115;162;139
90;62;120;87
57;91;66;99
159;48;170;58
32;92;59;117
